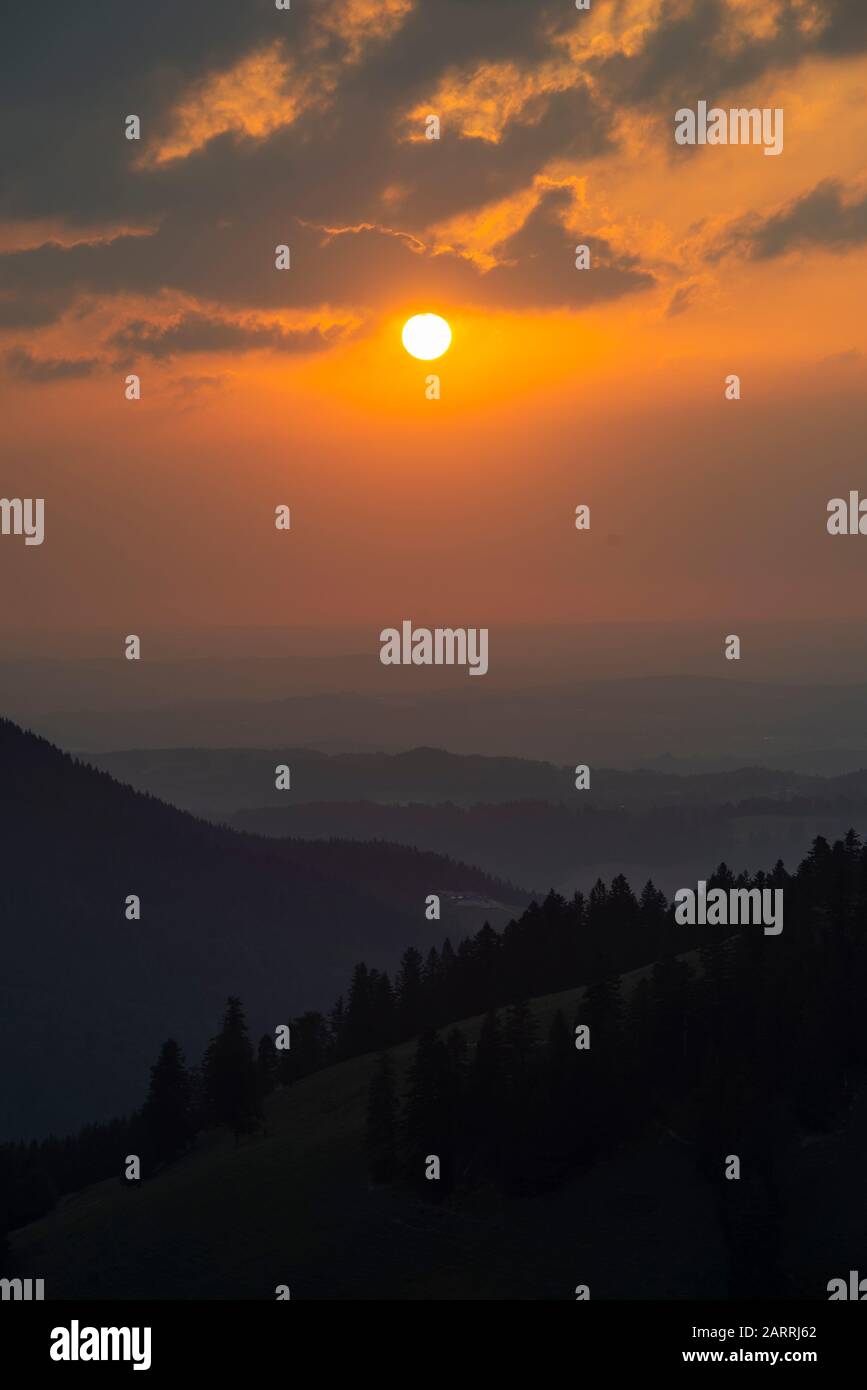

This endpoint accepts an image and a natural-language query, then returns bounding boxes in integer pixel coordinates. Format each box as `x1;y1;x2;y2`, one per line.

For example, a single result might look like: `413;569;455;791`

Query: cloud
716;179;867;260
143;47;310;168
1;0;864;341
5;347;98;382
401;57;578;145
108;310;352;361
143;5;416;169
666;282;699;317
477;185;655;307
2;0;864;232
0;185;655;328
576;0;845;111
0;290;76;328
817;0;867;55
315;0;415;64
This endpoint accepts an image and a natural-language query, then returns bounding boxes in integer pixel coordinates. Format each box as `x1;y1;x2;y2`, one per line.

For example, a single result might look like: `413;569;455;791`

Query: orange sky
2;0;867;635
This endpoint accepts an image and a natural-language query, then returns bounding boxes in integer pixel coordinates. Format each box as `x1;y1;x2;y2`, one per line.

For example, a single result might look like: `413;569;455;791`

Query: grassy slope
11;968;733;1301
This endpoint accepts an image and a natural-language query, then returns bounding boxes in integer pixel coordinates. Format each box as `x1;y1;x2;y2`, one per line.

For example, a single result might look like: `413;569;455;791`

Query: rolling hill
4;978;724;1301
0;720;524;1140
9;970;866;1301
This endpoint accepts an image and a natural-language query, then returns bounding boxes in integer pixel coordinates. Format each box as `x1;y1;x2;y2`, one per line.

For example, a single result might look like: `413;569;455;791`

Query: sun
401;313;452;360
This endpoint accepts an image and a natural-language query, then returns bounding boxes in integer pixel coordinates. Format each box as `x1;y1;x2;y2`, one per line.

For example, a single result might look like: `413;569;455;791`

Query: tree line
4;832;867;1294
366;831;867;1295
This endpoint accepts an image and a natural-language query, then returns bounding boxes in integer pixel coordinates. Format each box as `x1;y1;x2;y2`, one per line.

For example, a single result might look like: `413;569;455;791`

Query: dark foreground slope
0;720;523;1138
9;975;867;1301
4;980;720;1301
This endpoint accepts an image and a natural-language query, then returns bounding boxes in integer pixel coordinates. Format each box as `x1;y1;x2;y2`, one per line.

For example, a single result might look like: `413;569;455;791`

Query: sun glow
401;313;452;360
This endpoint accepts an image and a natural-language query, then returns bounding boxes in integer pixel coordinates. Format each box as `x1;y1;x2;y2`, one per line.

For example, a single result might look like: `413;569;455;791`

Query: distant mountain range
14;675;867;769
86;744;867;815
7;716;867;1140
0;721;524;1140
81;744;867;895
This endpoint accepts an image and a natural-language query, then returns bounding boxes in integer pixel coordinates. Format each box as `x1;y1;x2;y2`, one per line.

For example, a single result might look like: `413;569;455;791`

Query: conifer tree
257;1033;278;1099
395;947;425;1038
203;997;261;1138
503;999;538;1084
142;1038;194;1165
366;1051;399;1182
540;1008;582;1160
545;1009;573;1074
281;1011;332;1085
371;971;396;1049
580;974;623;1049
402;1030;452;1187
445;1026;469;1093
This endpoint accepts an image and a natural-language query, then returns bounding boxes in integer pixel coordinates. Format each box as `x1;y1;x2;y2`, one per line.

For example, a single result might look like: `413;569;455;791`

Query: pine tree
402;1030;452;1189
650;957;695;1107
257;1033;278;1100
344;963;373;1054
445;1026;469;1093
395;947;425;1039
366;1052;399;1182
541;1008;578;1141
580;974;623;1050
437;938;457;1022
473;1009;506;1092
282;1010;332;1085
503;999;538;1084
545;1009;573;1072
328;995;346;1057
203;997;261;1138
371;971;396;1049
469;1009;508;1174
141;1038;194;1165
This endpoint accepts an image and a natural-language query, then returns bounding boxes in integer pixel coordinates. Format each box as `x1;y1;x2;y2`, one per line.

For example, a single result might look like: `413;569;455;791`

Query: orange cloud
143;47;311;168
0;220;157;254
315;0;414;64
720;0;825;47
426;178;585;270
146;2;414;168
402;59;580;144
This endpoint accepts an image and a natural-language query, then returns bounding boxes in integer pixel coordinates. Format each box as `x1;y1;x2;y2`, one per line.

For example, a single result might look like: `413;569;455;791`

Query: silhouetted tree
395;947;425;1038
141;1038;194;1165
403;1030;454;1193
281;1011;331;1085
257;1033;278;1100
503;999;538;1085
203;997;261;1138
366;1052;399;1182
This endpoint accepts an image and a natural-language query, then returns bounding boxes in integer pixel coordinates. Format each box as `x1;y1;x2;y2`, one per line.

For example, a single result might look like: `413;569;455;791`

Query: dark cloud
666;283;698;317
716;180;867;260
378;86;614;231
0;0;575;228
480;186;655;308
3;0;865;234
0;188;653;324
108;310;349;361
5;347;98;382
0;1;295;223
0;290;75;328
2;0;862;336
817;0;867;55
588;0;867;114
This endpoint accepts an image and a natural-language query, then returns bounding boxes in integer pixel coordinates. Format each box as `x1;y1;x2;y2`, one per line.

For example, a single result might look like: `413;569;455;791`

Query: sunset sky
3;0;867;638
